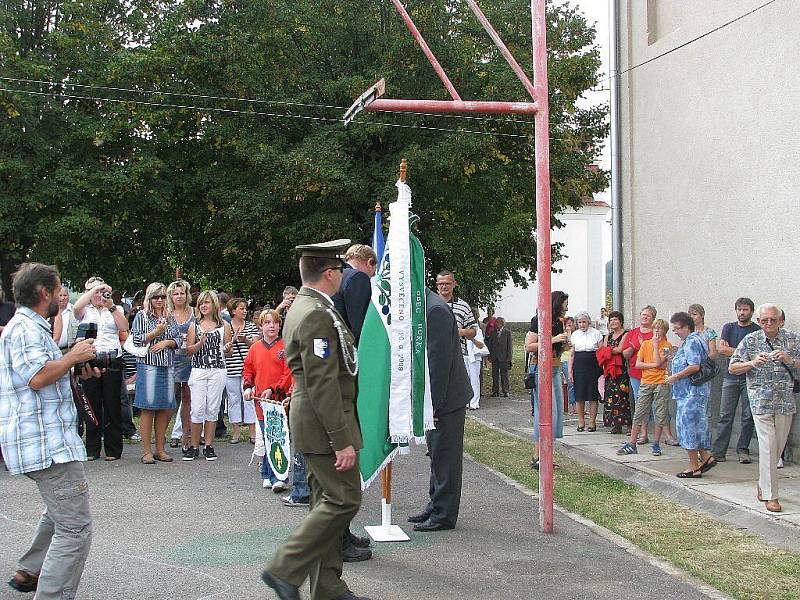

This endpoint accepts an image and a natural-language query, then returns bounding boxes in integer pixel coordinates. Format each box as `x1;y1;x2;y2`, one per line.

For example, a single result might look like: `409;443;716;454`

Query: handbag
523;359;537;390
689;340;719;386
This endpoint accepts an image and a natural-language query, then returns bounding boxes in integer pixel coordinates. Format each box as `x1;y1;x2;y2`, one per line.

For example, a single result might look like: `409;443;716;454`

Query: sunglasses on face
151;295;167;300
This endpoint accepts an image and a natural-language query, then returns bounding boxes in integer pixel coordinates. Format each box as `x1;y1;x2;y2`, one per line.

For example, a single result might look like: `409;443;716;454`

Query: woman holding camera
226;297;260;443
167;279;194;451
73;276;130;461
131;282;183;463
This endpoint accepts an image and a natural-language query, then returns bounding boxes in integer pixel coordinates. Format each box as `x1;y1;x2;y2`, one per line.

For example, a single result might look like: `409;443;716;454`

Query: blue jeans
257;420;278;484
532;366;564;440
289;452;310;501
561;362;575;407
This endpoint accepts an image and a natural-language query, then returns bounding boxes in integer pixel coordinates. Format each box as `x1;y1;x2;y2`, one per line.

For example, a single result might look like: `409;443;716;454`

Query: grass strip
464;418;800;600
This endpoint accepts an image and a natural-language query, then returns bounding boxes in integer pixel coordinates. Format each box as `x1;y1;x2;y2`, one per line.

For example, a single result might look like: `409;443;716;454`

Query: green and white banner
261;401;291;482
357;180;433;489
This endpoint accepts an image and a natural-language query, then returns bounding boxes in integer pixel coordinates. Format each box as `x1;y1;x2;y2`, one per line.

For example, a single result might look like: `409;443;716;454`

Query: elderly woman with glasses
666;312;716;478
130;282;183;463
569;311;605;431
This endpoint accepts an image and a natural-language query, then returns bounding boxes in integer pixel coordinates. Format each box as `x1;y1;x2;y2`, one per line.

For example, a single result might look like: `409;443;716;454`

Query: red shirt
242;338;293;421
623;327;654;380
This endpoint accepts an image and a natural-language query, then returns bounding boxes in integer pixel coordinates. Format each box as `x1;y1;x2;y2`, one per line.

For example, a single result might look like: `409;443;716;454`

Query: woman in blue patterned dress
666;312;716;478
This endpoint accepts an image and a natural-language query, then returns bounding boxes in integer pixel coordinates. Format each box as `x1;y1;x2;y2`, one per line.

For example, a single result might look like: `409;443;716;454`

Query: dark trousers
425;407;466;527
491;359;510;395
269;453;361;600
119;376;137;437
712;379;755;457
82;365;123;458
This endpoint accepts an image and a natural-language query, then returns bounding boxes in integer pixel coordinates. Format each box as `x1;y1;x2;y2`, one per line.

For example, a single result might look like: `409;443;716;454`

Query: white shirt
571;327;603;352
597;317;609;336
57;303;73;349
78;304;123;355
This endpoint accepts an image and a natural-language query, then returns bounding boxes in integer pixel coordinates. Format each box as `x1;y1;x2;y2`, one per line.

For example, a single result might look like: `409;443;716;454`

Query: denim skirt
134;363;176;410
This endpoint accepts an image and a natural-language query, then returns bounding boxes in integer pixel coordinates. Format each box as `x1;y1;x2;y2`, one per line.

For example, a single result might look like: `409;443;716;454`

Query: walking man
712;297;760;463
729;303;799;513
0;263;97;598
262;240;369;600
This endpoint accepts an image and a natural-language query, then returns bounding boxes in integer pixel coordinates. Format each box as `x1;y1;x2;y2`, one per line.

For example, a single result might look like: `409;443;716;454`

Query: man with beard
712;297;761;463
0;263;97;597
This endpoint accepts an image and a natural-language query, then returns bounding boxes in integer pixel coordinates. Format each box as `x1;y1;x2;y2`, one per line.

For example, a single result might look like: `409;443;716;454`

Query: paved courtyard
1;434;714;600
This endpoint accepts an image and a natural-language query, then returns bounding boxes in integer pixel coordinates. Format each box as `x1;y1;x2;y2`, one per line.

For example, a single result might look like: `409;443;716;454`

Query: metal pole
389;0;462;100
609;0;623;311
532;0;554;534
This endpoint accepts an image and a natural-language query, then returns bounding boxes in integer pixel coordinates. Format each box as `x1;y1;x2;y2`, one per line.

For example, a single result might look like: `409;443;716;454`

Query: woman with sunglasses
130;283;183;463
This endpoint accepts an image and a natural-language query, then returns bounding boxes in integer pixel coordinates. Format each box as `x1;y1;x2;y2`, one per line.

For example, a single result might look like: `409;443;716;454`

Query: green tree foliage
0;0;607;305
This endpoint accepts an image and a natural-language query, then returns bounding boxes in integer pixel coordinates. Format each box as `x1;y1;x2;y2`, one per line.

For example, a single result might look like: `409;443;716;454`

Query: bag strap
764;338;798;383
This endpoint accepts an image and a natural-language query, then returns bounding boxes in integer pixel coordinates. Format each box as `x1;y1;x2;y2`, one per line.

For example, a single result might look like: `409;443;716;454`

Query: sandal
676;468;703;479
104;456;120;462
576;426;585;432
587;426;597;432
141;454;156;465
664;437;680;446
700;456;717;473
154;453;173;463
637;435;649;445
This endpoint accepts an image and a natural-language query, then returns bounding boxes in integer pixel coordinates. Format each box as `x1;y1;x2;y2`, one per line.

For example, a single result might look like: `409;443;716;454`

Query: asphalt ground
1;435;713;600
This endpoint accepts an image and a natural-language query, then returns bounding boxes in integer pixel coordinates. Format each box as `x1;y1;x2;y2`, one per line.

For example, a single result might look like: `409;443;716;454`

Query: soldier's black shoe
346;529;372;548
261;570;300;600
342;544;372;562
407;511;431;524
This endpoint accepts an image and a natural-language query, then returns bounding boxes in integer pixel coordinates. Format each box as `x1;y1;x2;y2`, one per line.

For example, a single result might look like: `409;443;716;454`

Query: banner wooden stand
365;462;409;542
365;159;411;543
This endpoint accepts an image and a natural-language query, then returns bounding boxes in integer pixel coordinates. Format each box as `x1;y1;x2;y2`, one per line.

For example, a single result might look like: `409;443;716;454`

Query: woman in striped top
130;282;183;464
225;297;260;443
167;279;194;451
184;290;232;461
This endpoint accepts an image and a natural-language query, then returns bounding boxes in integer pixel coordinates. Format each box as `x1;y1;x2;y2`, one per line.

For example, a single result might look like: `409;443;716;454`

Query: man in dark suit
333;244;376;343
331;243;377;561
490;317;513;397
408;289;472;532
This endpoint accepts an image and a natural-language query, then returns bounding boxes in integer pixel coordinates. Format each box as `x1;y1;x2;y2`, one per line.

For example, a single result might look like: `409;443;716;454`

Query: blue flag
372;206;385;260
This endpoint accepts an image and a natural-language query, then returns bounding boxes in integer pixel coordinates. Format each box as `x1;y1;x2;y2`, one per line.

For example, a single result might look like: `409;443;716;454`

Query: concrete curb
464;449;733;600
470;414;800;554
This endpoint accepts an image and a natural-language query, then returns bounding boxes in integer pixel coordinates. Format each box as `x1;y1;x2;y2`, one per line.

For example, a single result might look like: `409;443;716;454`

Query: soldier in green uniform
262;240;369;600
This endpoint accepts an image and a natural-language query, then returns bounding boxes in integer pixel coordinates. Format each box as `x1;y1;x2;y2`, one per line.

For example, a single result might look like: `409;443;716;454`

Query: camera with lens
73;322;116;370
101;291;112;300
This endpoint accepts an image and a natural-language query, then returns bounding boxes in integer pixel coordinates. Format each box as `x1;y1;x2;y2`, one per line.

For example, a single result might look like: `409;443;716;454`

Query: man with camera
0;263;97;597
73;276;129;461
729;303;800;513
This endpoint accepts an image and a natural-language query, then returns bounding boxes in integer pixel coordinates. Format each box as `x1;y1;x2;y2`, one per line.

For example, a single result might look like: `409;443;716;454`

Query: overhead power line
0;76;539;127
0;87;532;139
602;0;779;85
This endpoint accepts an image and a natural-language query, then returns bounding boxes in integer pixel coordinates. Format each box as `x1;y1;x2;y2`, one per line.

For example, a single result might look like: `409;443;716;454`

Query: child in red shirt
243;310;293;492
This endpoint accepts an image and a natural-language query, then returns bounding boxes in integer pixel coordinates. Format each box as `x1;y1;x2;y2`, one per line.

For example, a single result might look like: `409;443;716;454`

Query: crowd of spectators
510;294;796;513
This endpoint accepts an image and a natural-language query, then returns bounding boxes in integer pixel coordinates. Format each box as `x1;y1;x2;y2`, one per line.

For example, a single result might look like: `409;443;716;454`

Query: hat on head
295;239;351;260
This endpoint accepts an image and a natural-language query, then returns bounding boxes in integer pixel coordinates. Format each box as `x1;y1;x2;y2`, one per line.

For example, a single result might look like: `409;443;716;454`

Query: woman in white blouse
568;311;605;432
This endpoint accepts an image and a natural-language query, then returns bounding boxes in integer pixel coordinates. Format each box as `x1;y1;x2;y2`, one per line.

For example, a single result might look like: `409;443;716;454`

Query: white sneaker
262;479;273;489
777;458;784;469
272;481;289;493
